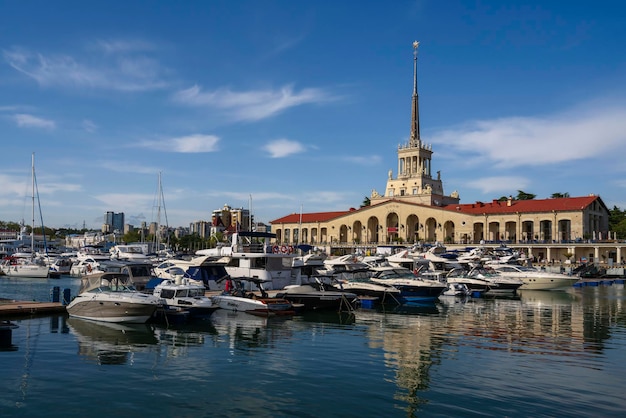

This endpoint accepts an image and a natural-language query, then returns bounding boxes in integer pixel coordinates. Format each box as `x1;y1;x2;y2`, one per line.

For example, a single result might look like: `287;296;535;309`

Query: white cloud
263;139;305;158
3;45;168;92
429;104;626;168
173;84;333;121
12;113;55;129
139;134;220;153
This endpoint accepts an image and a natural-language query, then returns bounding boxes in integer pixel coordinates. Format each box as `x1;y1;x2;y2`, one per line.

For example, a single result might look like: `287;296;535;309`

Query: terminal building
270;42;616;264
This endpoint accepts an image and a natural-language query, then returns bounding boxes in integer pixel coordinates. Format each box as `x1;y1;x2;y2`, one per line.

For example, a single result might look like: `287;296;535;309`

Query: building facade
269;42;613;261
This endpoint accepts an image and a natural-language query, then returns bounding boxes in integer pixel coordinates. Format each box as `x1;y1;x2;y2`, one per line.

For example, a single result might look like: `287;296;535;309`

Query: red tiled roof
269;195;604;224
270;210;352;224
444;195;602;215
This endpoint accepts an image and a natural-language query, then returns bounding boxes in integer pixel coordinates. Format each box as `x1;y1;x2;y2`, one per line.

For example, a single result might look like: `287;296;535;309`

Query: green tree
609;205;626;234
551;192;570;198
123;230;141;243
613;219;626;240
516;190;536;200
360;196;371;208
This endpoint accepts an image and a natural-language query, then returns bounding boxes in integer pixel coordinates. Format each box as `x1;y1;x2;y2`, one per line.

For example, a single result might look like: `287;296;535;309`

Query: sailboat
152;171;172;261
0;153;50;278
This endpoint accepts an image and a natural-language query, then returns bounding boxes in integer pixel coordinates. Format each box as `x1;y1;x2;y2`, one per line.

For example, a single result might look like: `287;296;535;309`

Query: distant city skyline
1;1;625;229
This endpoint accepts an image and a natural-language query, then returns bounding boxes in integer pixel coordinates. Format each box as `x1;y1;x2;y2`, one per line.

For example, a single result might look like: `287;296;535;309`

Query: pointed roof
409;40;420;146
445;195;605;215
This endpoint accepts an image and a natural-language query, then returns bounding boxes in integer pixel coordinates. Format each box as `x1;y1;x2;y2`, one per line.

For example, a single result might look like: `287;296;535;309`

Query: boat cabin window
160;289;175;299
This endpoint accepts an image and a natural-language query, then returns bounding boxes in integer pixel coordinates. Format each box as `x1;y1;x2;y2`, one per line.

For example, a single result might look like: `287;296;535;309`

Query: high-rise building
103;211;125;234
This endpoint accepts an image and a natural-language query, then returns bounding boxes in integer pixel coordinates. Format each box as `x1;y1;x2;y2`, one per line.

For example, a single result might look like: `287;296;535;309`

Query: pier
0;299;66;318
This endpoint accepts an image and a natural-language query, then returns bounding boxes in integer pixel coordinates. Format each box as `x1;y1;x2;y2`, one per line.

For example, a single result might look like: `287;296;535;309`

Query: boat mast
31;152;35;256
154;171;169;251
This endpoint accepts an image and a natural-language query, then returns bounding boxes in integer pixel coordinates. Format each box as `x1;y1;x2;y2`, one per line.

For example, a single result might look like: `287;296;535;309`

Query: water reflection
67;317;157;365
355;286;626;417
209;309;296;350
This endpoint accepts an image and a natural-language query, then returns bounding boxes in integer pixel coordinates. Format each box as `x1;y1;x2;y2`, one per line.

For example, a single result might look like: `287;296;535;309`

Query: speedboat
334;278;403;305
445;267;491;296
210;292;274;317
446;266;522;296
221;277;297;315
369;267;447;303
489;263;578;290
474;266;524;295
276;278;359;311
66;272;162;323
151;278;219;318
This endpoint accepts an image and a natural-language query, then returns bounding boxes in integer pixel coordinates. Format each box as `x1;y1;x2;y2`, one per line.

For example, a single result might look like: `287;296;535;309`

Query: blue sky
1;0;625;230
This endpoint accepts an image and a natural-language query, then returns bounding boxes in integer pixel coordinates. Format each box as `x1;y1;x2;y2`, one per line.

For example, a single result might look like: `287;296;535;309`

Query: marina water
1;276;625;417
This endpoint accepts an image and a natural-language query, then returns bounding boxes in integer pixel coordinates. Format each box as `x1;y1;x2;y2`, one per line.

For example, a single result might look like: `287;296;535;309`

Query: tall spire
410;40;420;146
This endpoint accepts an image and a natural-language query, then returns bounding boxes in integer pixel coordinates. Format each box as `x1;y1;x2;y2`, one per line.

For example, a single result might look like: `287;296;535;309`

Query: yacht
66;272;162;323
196;232;298;290
489;264;578;290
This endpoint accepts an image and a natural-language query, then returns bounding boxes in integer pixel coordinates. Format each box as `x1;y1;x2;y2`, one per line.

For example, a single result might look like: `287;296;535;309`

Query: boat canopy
78;272;134;294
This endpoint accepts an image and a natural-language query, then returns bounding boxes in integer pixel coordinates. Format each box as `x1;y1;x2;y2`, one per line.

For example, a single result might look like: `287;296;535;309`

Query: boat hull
1;264;49;278
275;288;358;311
67;299;158;323
518;277;579;290
211;295;272;316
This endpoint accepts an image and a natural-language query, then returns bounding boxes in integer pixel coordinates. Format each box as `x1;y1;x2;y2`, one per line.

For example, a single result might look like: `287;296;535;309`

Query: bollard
50;286;60;303
62;288;71;305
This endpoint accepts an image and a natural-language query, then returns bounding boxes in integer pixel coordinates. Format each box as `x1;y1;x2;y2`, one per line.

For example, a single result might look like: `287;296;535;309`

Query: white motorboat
110;244;150;261
48;256;73;277
69;257;103;276
446;266;523;296
445;267;491;295
489;264;579;290
152;278;219;317
210;293;274;316
369;267;447;303
66;272;162;323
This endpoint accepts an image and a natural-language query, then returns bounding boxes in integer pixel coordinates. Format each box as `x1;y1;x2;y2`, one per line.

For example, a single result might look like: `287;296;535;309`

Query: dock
0;300;66;317
573;277;626;287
